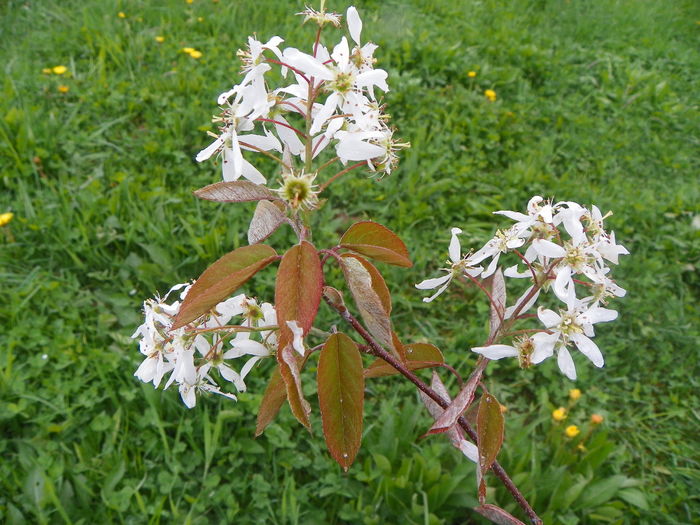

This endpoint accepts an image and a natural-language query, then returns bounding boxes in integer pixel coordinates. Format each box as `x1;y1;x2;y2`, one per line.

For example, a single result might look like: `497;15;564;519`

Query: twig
319;162;366;192
323;296;543;525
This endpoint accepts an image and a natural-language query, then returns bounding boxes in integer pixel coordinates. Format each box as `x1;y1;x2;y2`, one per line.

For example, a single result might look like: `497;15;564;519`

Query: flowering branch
322;294;543;524
131;5;629;523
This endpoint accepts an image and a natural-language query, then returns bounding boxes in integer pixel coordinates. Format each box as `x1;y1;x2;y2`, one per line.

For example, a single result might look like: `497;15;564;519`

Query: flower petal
531;332;558;363
415;273;451;290
283;48;333;80
347;6;362;45
219;363;247;392
537;307;561;328
557;347;577;380
533;239;566;258
571;333;604;368
196;134;225;162
448;227;462;263
471;344;519;360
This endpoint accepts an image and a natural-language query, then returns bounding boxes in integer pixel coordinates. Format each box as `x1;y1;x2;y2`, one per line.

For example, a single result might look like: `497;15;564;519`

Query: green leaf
248;200;287;244
340;254;393;351
618;488;650;510
477;393;505;476
340;221;412;267
172;244;277;329
318;333;364;471
364;343;444;378
255;366;287;437
574;475;626;509
560;475;591;510
194;181;281;203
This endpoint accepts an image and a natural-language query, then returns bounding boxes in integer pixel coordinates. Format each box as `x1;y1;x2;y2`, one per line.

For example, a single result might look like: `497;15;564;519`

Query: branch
323;295;543;525
319;162;366;192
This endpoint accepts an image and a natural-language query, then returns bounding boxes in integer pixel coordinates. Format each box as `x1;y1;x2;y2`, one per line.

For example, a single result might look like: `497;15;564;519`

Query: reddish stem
265;59;310;83
323;296;542;525
317;156;340;174
279;99;306;116
238;140;289;169
513;249;538;282
313;27;323;57
319;162;366;192
255;118;307;138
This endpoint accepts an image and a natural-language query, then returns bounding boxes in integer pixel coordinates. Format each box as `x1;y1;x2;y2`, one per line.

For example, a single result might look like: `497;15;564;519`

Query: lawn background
1;0;699;523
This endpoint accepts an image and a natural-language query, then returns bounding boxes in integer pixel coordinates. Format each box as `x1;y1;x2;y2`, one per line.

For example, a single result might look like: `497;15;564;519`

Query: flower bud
590;413;604;425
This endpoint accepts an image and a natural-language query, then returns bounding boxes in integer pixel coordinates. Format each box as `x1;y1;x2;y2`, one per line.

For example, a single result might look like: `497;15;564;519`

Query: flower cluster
195;5;407;196
418;196;629;380
132;283;278;408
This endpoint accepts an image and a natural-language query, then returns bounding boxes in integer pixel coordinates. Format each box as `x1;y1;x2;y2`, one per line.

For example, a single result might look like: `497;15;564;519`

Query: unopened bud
590;414;604;425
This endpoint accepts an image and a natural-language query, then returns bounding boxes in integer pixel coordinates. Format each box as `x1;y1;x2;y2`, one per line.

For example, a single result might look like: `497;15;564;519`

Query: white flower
470;225;526;278
494;195;557;239
194;334;248;392
335;129;388;163
177;365;239;409
282;37;388;135
132;282;192;387
472;335;550;369
554;201;588;244
296;6;342;27
346;6;380;90
595;230;629;265
531;303;618;380
416;228;483;302
196;122;274;185
197;73;280;184
237;36;284;74
226;339;273;381
335;127;408;176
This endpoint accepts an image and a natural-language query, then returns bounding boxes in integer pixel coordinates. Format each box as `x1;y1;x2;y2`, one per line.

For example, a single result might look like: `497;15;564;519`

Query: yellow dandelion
467;71;477;78
0;212;14;227
577;443;587;452
52;65;68;75
118;11;126;18
565;425;580;438
42;68;53;74
188;50;203;59
484;89;497;102
57;85;70;93
197;16;204;22
186;0;194;3
590;414;604;425
569;388;582;401
155;36;165;43
182;47;195;54
552;407;567;422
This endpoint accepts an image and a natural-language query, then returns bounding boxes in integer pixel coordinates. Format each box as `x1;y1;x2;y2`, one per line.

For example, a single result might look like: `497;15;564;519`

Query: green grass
1;0;699;523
